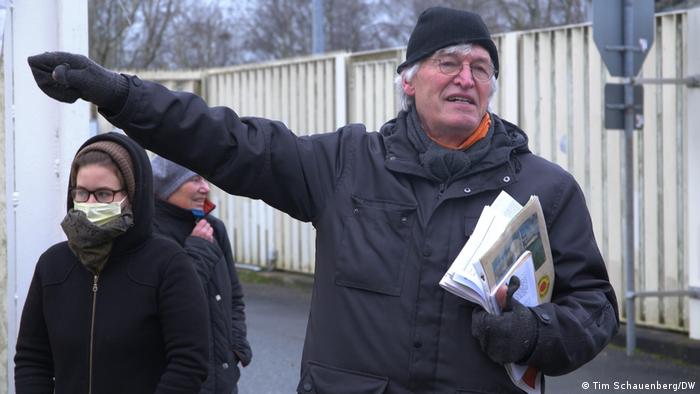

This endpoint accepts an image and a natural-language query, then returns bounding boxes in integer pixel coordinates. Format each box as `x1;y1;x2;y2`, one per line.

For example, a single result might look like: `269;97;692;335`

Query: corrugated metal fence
206;56;340;274
134;11;692;332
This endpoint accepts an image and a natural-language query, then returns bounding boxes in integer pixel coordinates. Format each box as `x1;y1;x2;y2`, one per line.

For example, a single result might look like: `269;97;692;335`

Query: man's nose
199;182;210;193
454;64;476;86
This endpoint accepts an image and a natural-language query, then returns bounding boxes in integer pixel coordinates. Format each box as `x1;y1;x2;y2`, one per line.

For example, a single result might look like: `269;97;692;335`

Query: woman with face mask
14;132;210;394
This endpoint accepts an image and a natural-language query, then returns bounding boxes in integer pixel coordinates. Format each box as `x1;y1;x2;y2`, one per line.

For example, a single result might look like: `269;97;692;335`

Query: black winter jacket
105;77;619;393
14;133;210;394
153;199;252;394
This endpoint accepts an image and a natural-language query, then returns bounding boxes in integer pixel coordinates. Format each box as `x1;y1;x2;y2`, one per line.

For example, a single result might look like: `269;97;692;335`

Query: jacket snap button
215;294;222;301
463;187;471;193
502;176;511;183
422;247;431;257
389;156;397;161
303;382;313;392
401;216;407;223
540;312;551;323
353;208;359;215
222;362;229;369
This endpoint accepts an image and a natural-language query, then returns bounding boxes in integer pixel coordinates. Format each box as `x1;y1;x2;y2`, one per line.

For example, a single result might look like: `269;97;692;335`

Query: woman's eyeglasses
70;187;125;203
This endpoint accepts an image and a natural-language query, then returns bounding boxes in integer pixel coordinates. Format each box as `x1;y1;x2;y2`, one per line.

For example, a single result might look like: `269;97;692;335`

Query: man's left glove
27;51;129;113
471;276;539;364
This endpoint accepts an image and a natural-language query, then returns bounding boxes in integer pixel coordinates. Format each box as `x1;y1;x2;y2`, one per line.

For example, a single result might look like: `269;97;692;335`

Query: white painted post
334;53;347;129
687;7;700;340
4;0;89;392
498;31;519;122
57;0;91;228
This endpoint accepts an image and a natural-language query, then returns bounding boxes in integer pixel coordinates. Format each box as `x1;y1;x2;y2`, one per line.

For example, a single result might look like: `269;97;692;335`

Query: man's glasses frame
430;57;495;83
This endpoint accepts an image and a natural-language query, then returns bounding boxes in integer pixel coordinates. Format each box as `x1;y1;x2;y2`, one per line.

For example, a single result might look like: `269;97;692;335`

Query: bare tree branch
90;0;666;70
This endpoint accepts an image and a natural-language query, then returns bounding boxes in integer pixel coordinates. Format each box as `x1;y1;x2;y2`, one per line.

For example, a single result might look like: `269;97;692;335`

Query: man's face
402;45;493;142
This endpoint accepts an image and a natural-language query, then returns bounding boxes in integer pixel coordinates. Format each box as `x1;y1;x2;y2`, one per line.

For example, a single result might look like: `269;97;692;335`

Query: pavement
236;270;700;394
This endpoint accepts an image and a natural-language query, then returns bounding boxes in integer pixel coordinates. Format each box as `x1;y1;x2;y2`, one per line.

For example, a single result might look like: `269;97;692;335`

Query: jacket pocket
335;195;416;296
297;361;389;394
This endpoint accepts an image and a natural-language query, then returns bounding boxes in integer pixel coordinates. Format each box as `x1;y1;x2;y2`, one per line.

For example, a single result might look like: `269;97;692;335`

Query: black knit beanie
397;7;499;78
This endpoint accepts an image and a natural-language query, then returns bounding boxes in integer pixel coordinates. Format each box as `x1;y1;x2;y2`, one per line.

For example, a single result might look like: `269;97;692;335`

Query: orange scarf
433;113;491;150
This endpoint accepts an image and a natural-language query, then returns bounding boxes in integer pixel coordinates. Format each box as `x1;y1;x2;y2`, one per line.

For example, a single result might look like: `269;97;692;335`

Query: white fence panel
202;55;337;273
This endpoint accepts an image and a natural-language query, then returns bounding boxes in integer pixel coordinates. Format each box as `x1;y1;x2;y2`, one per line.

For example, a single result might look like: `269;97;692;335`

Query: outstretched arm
27;51;343;223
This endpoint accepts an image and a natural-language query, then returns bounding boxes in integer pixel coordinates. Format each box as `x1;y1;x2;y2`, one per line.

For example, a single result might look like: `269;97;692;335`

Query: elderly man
28;6;617;393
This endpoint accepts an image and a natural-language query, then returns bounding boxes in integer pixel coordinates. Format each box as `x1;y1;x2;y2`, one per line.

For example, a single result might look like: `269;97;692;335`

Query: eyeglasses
431;57;495;82
70;187;125;203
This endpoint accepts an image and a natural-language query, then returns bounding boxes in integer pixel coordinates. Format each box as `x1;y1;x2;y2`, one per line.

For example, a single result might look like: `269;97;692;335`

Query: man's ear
402;76;416;96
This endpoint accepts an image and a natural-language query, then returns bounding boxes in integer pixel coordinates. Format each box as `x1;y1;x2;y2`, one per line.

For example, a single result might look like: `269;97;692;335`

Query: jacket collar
155;198;215;219
380;109;529;181
155;198;197;222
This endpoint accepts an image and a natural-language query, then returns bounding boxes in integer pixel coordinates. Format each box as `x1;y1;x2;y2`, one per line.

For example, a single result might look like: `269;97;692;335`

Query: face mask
73;198;126;226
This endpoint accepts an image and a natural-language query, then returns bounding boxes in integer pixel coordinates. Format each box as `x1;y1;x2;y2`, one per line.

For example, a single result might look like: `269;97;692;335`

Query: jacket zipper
88;273;99;394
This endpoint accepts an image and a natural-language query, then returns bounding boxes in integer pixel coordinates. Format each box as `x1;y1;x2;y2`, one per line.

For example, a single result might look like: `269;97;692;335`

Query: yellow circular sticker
537;275;551;299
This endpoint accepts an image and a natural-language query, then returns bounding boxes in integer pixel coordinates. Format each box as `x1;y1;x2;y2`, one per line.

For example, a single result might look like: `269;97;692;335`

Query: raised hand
190;219;215;243
27;51;129;112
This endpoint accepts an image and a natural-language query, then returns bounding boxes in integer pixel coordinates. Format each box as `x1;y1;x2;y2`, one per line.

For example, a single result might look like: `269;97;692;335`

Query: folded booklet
439;191;555;394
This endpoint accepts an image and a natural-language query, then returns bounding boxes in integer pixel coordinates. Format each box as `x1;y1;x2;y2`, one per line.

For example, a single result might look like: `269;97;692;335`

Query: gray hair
395;43;499;112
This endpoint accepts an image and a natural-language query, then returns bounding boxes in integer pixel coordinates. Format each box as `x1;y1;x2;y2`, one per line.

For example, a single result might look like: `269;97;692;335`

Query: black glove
471;276;539;364
27;51;129;112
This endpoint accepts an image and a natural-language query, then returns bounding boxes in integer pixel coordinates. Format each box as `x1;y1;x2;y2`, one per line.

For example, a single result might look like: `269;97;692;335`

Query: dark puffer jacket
14;132;209;394
105;77;619;393
153;199;252;394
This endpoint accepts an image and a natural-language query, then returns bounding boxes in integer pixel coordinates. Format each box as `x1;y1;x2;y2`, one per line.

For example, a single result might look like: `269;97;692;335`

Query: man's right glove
27;51;129;113
471;276;539;364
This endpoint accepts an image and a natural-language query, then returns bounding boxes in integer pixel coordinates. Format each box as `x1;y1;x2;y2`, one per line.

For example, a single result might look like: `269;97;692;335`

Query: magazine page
439;205;505;309
439;192;521;308
486;251;538;315
478;196;554;305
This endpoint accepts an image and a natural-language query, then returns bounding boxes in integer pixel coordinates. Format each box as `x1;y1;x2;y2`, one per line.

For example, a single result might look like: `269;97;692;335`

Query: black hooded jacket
153;199;252;394
14;133;210;394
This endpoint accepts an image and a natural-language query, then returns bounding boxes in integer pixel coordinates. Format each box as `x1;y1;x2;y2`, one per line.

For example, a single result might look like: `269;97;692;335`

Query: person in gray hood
151;156;252;394
28;6;618;393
